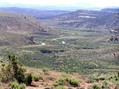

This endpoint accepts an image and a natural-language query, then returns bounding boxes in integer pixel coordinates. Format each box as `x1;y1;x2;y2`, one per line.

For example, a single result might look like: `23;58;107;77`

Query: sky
0;0;119;10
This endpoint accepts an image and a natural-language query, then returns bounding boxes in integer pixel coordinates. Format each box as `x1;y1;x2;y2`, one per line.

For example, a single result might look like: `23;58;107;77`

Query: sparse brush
9;81;26;89
43;68;50;75
65;77;79;87
9;81;18;89
92;84;101;89
31;73;41;81
54;77;79;87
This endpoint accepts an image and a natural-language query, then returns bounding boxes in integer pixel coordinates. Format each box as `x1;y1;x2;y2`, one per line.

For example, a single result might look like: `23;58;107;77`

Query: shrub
26;73;32;85
0;55;34;87
17;83;26;89
54;77;79;87
9;81;18;89
66;77;79;87
92;84;100;89
26;73;41;85
31;73;41;81
8;55;26;83
43;68;49;75
54;78;65;86
9;81;26;89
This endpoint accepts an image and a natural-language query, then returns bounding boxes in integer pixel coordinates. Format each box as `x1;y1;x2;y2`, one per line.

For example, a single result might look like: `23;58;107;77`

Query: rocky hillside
53;9;119;29
0;12;50;45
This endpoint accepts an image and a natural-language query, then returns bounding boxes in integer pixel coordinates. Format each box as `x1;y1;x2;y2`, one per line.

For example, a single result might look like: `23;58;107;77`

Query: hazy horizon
0;0;119;10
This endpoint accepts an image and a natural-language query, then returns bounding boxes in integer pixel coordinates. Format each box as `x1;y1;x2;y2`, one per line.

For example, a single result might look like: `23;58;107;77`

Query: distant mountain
53;9;119;29
101;8;119;13
0;11;50;45
0;7;70;19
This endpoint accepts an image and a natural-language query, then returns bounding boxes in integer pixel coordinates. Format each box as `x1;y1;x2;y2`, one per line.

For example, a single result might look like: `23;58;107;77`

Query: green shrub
9;81;26;89
54;77;79;87
26;73;41;85
66;77;79;87
92;84;100;89
54;78;65;86
43;68;49;75
9;81;18;89
31;73;41;81
26;73;32;85
17;83;26;89
0;55;34;86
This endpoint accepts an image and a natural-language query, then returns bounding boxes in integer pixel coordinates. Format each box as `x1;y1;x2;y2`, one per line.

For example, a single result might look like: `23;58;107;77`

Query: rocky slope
53;9;119;29
0;12;50;45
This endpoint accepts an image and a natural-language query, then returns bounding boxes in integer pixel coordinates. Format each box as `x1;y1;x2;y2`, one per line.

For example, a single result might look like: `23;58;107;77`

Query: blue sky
0;0;119;10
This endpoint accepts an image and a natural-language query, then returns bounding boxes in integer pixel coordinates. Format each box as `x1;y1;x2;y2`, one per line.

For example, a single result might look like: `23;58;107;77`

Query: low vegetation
0;55;41;89
54;77;79;87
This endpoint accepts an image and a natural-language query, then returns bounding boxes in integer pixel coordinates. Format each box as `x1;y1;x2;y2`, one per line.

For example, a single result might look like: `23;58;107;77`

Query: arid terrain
0;7;119;89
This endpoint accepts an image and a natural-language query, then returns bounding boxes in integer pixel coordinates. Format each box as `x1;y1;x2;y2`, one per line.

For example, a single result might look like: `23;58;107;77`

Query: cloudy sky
0;0;119;10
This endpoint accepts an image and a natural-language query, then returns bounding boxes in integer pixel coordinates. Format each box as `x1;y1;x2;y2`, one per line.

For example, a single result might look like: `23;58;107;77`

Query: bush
66;77;79;87
54;77;79;87
9;81;26;89
17;83;26;89
3;55;26;83
31;73;41;81
0;55;34;87
92;84;100;89
54;78;65;86
26;73;32;85
43;68;49;75
26;73;41;85
9;81;18;89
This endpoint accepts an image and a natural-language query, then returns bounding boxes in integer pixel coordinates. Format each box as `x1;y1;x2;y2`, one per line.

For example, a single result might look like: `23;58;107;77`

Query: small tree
1;55;31;84
8;55;26;83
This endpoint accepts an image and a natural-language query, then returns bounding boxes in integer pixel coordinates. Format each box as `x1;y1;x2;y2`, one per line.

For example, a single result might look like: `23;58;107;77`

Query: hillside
0;62;117;89
52;9;119;29
0;12;50;45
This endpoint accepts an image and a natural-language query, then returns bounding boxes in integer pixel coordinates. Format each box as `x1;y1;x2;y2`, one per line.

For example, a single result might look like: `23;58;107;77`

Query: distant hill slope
0;7;70;19
101;8;119;13
53;9;119;29
0;12;50;45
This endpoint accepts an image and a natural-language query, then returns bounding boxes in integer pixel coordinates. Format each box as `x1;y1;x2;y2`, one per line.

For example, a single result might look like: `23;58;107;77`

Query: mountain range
52;8;119;29
0;7;70;19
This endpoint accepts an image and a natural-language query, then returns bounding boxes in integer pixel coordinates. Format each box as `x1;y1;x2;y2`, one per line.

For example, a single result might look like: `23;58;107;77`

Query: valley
0;7;119;89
